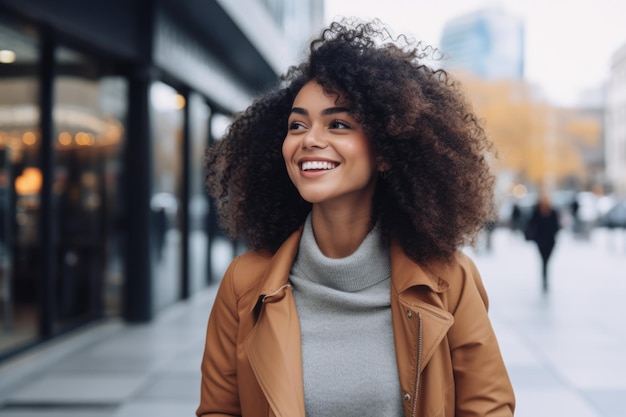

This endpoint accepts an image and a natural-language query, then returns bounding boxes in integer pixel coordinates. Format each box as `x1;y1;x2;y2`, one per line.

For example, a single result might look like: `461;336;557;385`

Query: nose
301;125;326;149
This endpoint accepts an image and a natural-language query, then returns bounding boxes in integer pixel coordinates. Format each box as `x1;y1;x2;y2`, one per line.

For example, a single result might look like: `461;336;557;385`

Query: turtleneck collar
292;213;391;292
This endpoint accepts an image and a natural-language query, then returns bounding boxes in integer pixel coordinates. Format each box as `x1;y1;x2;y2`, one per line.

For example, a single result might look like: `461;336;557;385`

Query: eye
288;121;307;130
329;119;351;129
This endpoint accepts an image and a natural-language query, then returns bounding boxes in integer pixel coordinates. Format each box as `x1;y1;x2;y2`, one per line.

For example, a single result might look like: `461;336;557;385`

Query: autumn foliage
451;71;602;192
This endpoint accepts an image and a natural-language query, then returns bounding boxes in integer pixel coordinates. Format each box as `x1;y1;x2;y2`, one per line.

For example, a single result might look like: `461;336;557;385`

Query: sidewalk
0;228;625;416
470;227;626;417
0;287;218;417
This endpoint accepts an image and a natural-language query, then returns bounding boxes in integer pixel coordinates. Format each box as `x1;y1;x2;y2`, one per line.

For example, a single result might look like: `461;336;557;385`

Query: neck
310;203;373;258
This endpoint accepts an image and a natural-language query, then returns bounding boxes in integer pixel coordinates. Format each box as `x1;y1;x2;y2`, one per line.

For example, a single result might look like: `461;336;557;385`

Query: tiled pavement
471;227;626;417
0;287;217;417
0;227;625;416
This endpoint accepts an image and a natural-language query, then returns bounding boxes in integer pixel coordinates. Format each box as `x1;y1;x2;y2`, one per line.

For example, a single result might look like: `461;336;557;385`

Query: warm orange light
58;132;72;146
175;94;186;110
512;184;527;198
75;132;87;145
22;131;37;145
15;167;43;195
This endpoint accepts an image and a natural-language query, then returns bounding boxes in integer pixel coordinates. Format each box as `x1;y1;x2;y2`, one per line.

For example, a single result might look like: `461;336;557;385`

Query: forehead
293;81;345;108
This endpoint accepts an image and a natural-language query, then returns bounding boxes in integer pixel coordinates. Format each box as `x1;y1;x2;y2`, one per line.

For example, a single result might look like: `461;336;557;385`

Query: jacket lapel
390;241;454;372
244;229;306;417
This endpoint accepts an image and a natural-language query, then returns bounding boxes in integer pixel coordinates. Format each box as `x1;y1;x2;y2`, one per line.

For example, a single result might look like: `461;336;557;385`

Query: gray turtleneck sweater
290;215;403;417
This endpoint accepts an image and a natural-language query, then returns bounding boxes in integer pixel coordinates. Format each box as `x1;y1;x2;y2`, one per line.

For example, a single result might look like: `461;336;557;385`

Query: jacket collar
249;228;303;313
252;227;451;302
389;240;451;294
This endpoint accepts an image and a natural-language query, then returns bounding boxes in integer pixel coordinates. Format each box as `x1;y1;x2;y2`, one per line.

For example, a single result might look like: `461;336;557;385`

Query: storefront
0;0;298;361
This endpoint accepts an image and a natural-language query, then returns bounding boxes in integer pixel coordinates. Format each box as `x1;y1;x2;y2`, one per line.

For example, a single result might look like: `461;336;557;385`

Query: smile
300;161;338;171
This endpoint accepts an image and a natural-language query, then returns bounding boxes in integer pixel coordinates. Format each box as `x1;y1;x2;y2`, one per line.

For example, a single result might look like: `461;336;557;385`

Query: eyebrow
290;106;351;116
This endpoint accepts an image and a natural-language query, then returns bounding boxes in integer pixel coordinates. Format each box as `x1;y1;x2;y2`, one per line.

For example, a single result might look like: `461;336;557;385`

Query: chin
294;188;335;204
298;194;327;204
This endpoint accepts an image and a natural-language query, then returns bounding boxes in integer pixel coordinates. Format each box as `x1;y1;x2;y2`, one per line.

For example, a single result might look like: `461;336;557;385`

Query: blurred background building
439;7;524;80
605;43;626;195
0;0;323;362
436;6;621;233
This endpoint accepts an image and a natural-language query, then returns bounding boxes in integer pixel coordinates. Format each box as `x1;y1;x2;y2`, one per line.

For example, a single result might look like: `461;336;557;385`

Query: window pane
150;82;183;311
53;46;127;329
188;93;209;293
0;20;40;356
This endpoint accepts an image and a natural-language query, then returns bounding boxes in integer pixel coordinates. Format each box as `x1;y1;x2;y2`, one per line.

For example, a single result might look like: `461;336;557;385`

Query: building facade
439;7;524;80
0;0;323;361
605;43;626;194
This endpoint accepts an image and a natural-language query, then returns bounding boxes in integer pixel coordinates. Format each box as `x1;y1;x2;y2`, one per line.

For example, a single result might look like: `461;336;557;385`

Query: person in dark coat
510;202;522;236
525;195;561;292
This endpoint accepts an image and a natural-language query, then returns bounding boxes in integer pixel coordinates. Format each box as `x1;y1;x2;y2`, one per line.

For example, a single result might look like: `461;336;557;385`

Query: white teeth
301;161;337;171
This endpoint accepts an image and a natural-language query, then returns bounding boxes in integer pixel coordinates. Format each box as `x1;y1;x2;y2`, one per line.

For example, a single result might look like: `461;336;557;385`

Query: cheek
351;139;376;168
282;140;290;164
282;139;297;176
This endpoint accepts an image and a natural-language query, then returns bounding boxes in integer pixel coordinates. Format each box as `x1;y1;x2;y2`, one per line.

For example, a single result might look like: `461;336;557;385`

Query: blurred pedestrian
197;18;515;417
510;202;522;236
524;194;561;292
570;198;581;236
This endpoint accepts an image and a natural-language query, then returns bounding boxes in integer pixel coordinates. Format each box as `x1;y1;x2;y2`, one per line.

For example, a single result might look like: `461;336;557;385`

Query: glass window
188;93;209;293
0;20;40;356
150;82;183;311
53;46;127;330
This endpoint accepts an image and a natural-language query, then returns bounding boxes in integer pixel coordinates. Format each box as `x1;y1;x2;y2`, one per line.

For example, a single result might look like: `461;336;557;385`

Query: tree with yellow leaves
452;71;601;192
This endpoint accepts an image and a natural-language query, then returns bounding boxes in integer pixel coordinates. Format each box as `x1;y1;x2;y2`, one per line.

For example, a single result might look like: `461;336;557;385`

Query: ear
376;156;391;172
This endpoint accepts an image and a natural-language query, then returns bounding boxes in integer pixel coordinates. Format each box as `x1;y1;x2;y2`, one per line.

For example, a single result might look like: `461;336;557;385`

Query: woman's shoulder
455;250;489;309
221;249;274;298
426;250;489;311
424;250;480;283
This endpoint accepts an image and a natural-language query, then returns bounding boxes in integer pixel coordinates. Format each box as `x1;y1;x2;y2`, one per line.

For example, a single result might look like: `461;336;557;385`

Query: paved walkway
0;227;625;416
470;227;626;417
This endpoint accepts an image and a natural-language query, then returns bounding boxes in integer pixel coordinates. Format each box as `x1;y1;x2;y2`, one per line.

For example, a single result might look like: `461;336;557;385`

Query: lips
300;160;338;171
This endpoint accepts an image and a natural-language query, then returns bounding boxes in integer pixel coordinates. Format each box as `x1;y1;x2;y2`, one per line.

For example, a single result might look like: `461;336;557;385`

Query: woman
197;19;515;417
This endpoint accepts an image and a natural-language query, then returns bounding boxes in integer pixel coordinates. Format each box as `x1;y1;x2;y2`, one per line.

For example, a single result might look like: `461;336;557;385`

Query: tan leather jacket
197;228;515;417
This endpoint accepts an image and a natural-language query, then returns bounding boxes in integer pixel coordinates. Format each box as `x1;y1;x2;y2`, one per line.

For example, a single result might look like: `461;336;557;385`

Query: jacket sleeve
446;256;516;417
196;258;242;417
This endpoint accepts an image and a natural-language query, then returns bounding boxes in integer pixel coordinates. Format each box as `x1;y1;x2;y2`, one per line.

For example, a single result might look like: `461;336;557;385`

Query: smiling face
282;81;379;208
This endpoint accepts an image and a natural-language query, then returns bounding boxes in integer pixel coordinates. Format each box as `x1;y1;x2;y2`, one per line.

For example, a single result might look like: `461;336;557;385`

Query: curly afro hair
205;18;495;263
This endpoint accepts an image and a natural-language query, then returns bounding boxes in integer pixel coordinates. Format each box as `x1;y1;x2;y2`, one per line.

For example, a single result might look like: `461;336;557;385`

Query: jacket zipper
261;284;291;303
253;284;292;318
410;312;423;417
